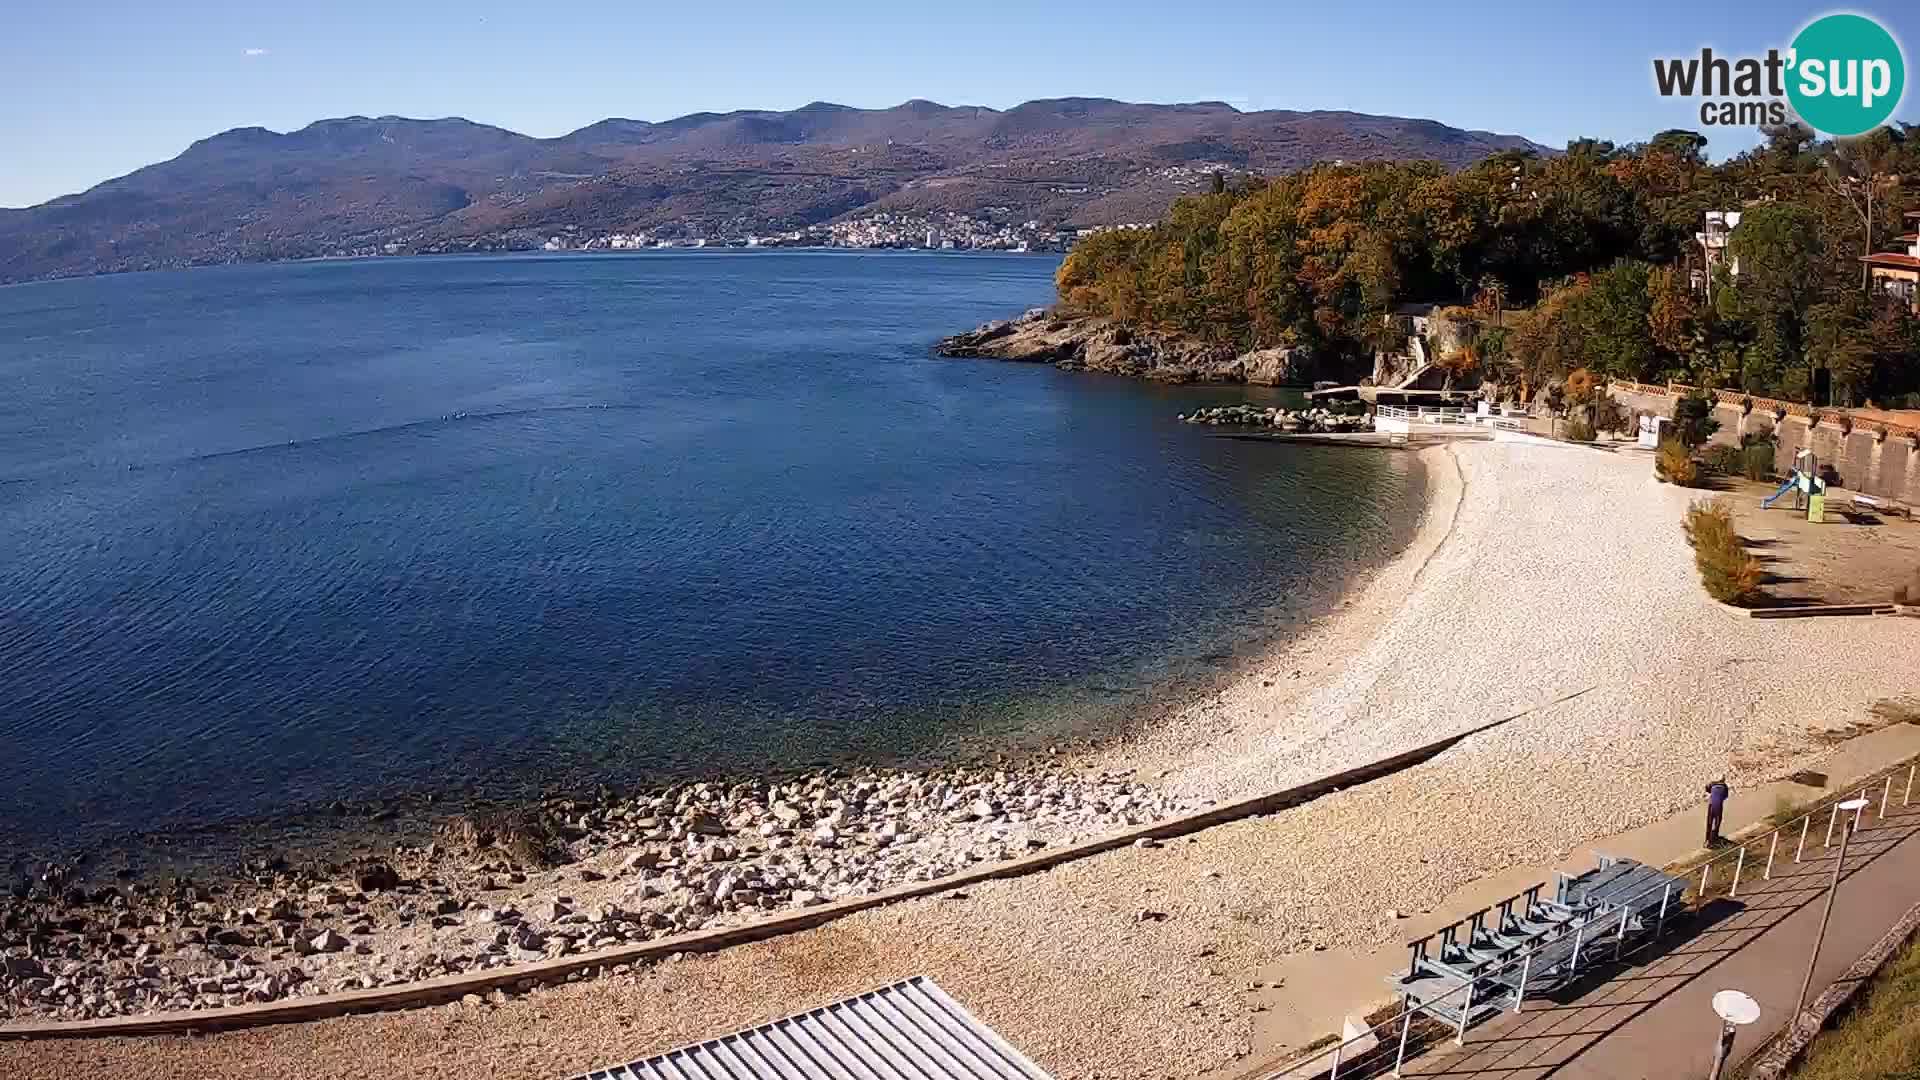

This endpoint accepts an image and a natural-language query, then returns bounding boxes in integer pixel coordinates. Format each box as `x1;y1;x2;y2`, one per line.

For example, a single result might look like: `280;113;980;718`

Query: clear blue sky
3;0;1916;208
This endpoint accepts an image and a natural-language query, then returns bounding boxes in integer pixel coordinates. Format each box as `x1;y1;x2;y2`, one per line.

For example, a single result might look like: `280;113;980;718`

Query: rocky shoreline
0;763;1208;1024
1177;404;1370;432
936;308;1340;386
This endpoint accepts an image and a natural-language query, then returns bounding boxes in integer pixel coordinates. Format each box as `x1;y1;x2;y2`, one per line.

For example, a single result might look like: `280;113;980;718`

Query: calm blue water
0;252;1416;853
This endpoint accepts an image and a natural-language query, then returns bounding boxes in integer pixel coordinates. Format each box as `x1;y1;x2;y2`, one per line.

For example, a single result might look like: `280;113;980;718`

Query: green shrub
1741;443;1775;481
1684;499;1763;605
1673;392;1721;448
1564;418;1597;442
1702;443;1745;475
1683;497;1735;549
1656;438;1700;486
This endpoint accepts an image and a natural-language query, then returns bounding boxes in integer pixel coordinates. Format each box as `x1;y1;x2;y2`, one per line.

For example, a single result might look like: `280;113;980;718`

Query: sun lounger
1387;859;1695;1039
1559;857;1686;918
1397;973;1508;1031
1479;916;1598;999
1847;494;1910;520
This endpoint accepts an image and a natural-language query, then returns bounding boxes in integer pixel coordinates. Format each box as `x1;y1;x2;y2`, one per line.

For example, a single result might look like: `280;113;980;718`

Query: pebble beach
7;438;1920;1079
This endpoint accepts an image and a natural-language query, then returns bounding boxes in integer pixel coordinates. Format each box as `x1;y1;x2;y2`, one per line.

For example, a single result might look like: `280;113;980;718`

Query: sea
0;251;1418;862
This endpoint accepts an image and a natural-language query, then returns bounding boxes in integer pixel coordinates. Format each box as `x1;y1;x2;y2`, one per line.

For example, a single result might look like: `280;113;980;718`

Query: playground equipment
1762;448;1826;517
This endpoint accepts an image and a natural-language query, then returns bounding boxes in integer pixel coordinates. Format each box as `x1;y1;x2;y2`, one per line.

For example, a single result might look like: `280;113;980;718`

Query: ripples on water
0;252;1415;855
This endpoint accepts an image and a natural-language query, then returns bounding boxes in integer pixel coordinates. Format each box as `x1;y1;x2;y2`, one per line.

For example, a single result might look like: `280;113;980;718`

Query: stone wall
1608;382;1920;505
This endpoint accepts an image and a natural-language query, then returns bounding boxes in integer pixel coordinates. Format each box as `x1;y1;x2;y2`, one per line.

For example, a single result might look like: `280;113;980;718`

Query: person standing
1705;778;1731;846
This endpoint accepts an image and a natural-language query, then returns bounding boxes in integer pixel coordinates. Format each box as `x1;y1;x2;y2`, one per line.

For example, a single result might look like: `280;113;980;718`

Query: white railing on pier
1374;405;1483;435
1375;405;1477;424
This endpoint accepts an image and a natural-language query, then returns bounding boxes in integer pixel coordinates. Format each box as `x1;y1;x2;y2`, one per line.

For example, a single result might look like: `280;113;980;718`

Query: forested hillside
1056;125;1920;407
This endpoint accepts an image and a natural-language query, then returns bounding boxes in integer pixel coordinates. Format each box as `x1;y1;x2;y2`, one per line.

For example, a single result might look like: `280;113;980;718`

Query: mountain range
0;98;1549;284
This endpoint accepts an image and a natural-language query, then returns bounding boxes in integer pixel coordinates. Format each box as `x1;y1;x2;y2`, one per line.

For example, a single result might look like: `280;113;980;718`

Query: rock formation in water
936;309;1343;386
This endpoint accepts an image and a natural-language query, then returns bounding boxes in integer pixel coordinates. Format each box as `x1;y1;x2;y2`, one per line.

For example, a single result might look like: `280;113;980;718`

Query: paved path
1396;789;1920;1079
1237;723;1920;1061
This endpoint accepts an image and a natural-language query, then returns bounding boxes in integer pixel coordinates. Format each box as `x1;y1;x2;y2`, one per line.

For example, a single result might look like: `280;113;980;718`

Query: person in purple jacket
1705;778;1731;846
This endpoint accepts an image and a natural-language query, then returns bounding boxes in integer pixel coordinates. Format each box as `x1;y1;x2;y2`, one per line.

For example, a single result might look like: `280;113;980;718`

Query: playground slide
1762;469;1828;509
1761;475;1798;509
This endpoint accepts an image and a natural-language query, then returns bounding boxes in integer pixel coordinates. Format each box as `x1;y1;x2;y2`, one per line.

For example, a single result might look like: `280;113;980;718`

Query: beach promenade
1398;788;1920;1079
7;441;1919;1080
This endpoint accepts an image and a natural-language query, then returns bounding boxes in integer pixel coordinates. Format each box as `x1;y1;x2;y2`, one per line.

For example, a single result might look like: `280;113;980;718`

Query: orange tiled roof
1862;252;1920;268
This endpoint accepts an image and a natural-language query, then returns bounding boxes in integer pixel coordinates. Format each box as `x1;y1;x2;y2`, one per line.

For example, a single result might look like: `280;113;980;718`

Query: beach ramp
573;976;1056;1080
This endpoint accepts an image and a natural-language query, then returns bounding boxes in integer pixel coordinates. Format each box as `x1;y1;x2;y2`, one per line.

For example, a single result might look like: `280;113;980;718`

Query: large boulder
1425;311;1477;362
935;309;1088;364
1241;347;1311;386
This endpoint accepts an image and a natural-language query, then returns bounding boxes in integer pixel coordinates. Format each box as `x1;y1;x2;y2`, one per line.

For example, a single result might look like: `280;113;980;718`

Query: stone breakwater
0;764;1208;1024
1178;404;1369;433
937;308;1341;386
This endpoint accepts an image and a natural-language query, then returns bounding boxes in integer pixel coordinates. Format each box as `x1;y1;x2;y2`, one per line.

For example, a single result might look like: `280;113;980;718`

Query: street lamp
1799;798;1871;1011
1707;990;1761;1080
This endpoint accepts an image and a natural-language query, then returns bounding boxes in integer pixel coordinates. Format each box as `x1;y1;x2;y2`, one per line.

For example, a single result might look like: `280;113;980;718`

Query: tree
1725;203;1826;398
1821;146;1894;291
1565;367;1598;406
1646;264;1699;365
1673;391;1721;448
1648;129;1709;165
1507;283;1585;399
1807;292;1875;406
1543;381;1568;435
1436;342;1479;389
1472;275;1508;327
1047;128;1914;406
1565;137;1618;161
1757;122;1817;169
1864;300;1920;406
1567;261;1657;380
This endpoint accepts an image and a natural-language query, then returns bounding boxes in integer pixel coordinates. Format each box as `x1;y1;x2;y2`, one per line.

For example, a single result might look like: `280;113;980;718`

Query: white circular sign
1713;990;1760;1026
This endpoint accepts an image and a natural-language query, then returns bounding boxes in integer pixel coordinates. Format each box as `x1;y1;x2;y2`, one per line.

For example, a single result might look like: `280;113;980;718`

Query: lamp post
1707;990;1760;1080
1799;799;1870;1011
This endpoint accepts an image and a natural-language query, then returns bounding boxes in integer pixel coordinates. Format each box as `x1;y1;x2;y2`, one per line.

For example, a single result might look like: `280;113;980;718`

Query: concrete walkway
1241;723;1920;1058
1397;784;1920;1079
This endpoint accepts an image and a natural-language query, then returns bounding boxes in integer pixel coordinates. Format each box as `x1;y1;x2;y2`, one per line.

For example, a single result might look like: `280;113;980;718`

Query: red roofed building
1862;210;1920;309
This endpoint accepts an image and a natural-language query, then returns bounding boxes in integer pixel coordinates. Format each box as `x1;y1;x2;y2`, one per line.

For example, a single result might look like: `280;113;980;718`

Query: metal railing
1260;759;1920;1080
1375;405;1479;426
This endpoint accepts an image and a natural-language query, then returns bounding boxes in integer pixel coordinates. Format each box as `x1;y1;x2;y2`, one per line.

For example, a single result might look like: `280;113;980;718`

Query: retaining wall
1608;382;1920;505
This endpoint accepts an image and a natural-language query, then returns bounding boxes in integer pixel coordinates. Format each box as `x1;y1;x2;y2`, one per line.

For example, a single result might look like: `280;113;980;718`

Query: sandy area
8;439;1919;1080
1718;474;1920;606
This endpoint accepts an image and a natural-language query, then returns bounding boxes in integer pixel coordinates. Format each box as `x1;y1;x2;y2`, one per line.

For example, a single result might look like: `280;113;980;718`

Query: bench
1847;494;1911;520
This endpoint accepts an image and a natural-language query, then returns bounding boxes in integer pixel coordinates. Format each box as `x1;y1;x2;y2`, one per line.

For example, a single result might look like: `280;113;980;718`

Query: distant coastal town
334;210;1164;263
529;212;1151;255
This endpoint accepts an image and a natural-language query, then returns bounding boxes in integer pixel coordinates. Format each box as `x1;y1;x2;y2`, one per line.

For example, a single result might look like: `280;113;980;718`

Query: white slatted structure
575;977;1055;1080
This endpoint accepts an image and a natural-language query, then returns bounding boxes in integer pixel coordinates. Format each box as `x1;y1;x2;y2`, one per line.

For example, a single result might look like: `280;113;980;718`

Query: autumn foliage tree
1057;125;1920;406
